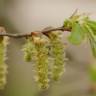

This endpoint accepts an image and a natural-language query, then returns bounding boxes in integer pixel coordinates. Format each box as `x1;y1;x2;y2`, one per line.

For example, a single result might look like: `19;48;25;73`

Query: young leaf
89;37;96;58
68;22;85;45
85;24;96;57
87;20;96;35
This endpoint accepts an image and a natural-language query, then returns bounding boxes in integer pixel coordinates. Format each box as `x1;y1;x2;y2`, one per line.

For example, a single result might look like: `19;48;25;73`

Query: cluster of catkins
22;31;66;89
0;36;9;89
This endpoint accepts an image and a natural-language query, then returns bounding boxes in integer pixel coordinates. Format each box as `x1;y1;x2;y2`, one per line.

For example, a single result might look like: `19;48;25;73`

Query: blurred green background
0;0;96;96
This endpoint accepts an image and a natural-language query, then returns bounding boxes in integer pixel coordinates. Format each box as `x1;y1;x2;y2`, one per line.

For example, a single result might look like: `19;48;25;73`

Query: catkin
0;36;9;89
22;38;36;62
23;36;50;89
33;36;49;89
22;32;66;89
48;31;65;81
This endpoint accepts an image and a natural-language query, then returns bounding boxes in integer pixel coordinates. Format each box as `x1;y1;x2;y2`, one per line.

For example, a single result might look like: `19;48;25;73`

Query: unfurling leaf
86;22;96;57
68;22;85;45
90;40;96;58
87;20;96;35
63;10;80;29
88;35;96;58
84;24;96;57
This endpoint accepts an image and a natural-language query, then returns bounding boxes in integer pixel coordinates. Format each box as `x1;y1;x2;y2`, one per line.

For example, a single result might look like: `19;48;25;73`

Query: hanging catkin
22;31;66;89
22;35;50;89
22;37;36;62
33;36;49;89
0;27;9;89
48;31;65;81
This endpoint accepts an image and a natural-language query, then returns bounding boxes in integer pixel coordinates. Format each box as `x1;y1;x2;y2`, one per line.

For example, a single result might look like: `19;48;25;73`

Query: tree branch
0;26;71;38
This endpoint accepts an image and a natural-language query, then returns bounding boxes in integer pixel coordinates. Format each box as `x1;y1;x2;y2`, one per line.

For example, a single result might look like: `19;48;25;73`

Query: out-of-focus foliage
89;63;96;82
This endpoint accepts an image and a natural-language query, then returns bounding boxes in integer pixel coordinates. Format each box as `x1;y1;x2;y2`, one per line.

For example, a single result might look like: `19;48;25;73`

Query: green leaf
87;20;96;35
89;37;96;57
84;24;96;57
68;22;85;45
92;43;96;58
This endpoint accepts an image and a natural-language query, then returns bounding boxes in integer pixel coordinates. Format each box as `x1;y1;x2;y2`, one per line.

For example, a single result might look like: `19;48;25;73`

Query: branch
0;26;71;38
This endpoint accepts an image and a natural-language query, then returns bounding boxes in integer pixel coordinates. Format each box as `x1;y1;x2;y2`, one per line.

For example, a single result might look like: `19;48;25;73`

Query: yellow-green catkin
0;36;9;89
22;36;49;89
22;37;36;62
33;36;49;89
48;31;65;81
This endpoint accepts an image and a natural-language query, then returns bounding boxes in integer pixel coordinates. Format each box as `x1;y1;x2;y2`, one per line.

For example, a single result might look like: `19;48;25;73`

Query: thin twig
0;26;71;38
69;9;78;19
